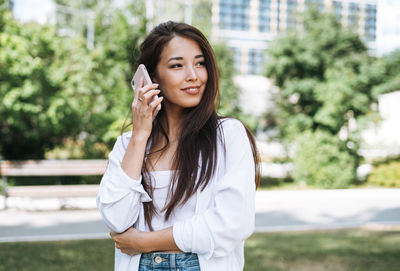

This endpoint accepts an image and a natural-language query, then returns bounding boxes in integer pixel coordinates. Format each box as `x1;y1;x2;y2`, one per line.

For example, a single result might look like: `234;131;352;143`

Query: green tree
0;3;147;159
372;49;400;97
264;9;384;187
0;10;85;159
1;0;245;160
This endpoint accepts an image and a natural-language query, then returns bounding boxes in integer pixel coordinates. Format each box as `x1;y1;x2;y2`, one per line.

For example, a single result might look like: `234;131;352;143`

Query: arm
96;135;151;233
111;227;180;256
97;80;163;233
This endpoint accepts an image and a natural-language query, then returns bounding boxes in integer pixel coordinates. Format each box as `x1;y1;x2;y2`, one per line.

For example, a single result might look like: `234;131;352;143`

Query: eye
169;63;182;68
196;61;206;67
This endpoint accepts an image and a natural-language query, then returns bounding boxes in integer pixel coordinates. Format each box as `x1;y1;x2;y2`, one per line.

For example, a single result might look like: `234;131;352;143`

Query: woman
97;21;260;271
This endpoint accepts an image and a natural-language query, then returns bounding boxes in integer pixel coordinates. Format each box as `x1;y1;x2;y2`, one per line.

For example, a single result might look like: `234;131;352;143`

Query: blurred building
211;0;377;75
376;0;400;55
360;91;400;159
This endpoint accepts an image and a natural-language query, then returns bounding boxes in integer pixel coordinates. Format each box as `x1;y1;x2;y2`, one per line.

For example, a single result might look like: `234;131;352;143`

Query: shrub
293;130;356;188
367;161;400;187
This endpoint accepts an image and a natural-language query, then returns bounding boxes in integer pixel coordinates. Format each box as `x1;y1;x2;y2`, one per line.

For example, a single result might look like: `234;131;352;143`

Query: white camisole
149;171;197;231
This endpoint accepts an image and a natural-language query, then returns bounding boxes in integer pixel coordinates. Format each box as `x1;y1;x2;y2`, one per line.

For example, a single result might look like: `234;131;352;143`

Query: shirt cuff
117;165;151;202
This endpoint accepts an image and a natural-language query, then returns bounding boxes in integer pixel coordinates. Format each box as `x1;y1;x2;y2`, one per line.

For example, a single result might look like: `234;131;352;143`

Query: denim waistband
139;252;200;269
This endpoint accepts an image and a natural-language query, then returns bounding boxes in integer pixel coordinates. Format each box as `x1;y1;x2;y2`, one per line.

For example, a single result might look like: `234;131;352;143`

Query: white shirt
149;170;197;231
97;118;256;271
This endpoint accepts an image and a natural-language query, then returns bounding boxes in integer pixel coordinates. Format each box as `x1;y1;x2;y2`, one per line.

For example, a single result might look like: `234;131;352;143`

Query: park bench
0;159;108;209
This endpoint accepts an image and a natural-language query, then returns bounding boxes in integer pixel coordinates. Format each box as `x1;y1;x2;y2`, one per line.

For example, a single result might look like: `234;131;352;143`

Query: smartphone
131;64;153;92
131;64;159;105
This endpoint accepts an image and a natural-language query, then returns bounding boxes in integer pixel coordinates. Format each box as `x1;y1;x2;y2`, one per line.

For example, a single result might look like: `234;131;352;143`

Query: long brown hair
133;21;260;230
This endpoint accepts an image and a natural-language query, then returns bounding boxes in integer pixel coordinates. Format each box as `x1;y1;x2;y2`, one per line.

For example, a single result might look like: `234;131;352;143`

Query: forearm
121;137;148;180
142;227;181;253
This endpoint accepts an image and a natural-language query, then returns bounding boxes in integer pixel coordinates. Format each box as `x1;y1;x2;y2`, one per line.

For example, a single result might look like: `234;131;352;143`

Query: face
153;36;208;111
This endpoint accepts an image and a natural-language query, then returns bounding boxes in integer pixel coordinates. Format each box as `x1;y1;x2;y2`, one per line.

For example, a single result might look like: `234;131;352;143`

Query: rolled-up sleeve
172;119;256;259
97;134;151;233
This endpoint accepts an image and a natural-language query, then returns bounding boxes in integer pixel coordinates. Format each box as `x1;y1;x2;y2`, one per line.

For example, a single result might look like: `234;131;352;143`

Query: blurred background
1;0;400;189
1;0;400;270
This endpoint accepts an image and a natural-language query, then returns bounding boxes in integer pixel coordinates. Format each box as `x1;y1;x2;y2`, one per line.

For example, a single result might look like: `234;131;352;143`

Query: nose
186;66;198;81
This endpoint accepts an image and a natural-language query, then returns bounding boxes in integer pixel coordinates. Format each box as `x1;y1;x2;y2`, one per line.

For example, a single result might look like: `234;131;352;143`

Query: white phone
131;64;153;92
131;64;159;105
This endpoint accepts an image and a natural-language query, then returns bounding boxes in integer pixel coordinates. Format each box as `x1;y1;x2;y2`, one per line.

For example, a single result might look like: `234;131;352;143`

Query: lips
181;85;201;94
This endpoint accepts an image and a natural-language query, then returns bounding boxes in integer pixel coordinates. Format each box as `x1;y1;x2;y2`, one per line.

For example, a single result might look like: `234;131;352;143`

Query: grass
244;229;400;271
0;238;115;271
0;229;399;271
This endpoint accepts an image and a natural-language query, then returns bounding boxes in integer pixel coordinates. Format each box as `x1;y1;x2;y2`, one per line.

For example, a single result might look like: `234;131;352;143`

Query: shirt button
155;256;162;264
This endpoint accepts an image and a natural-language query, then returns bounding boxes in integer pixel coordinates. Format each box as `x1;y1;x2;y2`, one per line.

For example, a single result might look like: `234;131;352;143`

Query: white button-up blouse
97;118;256;271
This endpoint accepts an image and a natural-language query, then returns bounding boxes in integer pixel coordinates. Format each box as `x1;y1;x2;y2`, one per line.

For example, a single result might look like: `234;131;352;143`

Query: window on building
286;0;298;30
229;47;242;74
219;0;251;31
332;1;342;22
348;2;359;29
364;4;376;41
258;0;271;32
305;0;324;12
277;0;280;31
248;48;265;75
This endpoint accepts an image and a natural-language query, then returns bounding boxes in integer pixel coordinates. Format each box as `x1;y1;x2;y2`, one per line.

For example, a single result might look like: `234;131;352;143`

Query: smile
181;86;201;94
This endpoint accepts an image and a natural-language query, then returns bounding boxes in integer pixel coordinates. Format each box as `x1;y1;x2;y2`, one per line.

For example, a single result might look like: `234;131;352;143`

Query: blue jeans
138;252;200;271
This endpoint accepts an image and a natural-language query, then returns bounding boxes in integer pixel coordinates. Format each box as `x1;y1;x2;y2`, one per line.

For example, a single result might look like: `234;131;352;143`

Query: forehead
160;36;203;60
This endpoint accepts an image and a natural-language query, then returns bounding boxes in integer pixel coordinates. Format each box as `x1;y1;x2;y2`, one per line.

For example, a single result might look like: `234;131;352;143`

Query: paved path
0;189;399;242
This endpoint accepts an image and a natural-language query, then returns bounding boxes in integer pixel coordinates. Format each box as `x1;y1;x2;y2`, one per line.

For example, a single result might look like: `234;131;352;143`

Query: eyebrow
167;54;204;63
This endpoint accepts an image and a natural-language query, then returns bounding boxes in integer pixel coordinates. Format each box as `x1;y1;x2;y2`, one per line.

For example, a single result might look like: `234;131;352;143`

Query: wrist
131;132;150;143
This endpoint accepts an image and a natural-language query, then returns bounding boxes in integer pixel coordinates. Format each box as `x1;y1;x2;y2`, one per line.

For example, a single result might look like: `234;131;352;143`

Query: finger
137;83;159;99
142;89;161;103
149;96;164;110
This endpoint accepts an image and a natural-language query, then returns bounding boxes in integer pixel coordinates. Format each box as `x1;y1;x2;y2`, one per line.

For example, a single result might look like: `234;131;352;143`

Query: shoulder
217;117;248;138
216;117;251;149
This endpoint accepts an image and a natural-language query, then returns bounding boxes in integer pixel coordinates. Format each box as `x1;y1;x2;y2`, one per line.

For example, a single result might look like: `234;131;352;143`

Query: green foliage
0;11;85;159
368;160;400;187
0;3;147;159
265;10;379;140
0;1;245;160
372;50;400;97
263;9;393;187
293;130;356;188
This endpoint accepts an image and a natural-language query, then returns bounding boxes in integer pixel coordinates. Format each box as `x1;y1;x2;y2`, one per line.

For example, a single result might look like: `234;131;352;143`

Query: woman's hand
110;228;146;256
131;78;163;141
110;227;181;256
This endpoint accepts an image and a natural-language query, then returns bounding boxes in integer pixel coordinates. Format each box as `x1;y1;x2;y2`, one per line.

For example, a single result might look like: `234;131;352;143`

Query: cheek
201;70;208;85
